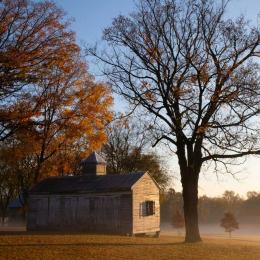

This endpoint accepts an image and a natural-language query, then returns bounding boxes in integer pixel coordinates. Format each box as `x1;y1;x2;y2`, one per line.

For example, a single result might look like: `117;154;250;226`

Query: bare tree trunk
182;170;201;243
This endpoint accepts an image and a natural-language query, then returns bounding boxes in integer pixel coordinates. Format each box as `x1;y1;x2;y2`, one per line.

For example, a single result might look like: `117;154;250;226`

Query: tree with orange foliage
0;0;113;214
0;62;113;212
0;129;36;223
1;53;113;182
0;70;113;213
0;0;80;140
31;71;113;182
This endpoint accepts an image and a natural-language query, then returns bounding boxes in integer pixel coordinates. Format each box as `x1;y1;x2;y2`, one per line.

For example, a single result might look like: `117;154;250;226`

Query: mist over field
2;218;260;239
161;223;260;238
1;223;260;243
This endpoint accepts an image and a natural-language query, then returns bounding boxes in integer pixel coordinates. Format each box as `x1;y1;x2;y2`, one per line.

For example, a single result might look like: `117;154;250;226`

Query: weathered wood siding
27;192;132;234
132;173;160;234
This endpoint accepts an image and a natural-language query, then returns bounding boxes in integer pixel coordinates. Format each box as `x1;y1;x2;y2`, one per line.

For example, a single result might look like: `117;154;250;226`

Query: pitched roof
30;172;145;194
81;152;106;165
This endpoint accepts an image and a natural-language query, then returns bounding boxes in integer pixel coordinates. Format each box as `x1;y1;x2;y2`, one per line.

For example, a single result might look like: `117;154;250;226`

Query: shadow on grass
0;241;184;247
0;231;189;247
0;231;183;239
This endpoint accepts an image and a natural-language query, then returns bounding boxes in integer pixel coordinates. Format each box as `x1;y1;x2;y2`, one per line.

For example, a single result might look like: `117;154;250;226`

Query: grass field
0;233;260;259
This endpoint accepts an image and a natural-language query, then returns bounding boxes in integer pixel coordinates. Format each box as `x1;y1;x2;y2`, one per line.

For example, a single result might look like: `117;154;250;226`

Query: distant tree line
161;190;260;224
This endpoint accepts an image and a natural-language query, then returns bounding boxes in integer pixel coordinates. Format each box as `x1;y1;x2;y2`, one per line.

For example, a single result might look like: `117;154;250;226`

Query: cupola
81;152;106;176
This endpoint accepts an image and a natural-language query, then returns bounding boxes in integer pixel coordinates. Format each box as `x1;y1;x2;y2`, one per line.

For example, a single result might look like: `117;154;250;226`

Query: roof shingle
30;172;145;194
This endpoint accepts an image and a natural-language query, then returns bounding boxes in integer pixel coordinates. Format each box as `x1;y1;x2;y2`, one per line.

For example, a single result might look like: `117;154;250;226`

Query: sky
54;0;260;197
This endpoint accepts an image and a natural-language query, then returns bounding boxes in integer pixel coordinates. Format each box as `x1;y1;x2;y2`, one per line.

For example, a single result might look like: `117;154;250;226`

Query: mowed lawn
0;233;260;260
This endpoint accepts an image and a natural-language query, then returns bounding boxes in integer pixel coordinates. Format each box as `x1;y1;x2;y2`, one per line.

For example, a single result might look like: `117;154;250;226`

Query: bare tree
103;116;170;190
103;115;149;173
89;0;260;242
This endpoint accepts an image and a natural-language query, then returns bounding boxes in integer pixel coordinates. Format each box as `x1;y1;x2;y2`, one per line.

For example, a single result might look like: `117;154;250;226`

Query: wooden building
27;152;160;236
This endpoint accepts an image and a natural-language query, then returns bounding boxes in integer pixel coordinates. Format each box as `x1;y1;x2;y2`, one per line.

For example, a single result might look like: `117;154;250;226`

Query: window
140;201;155;216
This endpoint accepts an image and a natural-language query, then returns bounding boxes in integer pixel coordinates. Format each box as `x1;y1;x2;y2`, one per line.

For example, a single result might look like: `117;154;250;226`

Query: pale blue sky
54;0;260;197
55;0;135;44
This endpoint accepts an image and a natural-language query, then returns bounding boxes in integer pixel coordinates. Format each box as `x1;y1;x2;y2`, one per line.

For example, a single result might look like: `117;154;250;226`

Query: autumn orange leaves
0;0;113;187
